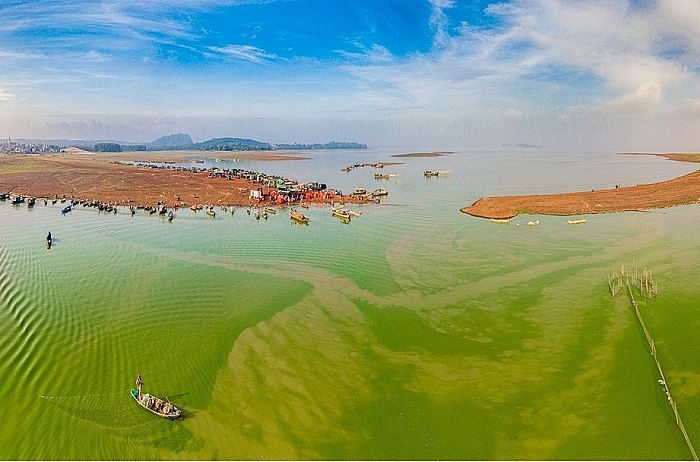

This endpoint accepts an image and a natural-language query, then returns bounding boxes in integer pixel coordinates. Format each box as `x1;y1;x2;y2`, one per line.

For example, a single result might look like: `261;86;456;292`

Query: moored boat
130;389;181;419
490;218;510;224
527;220;540;226
61;204;72;214
371;187;388;197
568;218;586;225
331;207;351;220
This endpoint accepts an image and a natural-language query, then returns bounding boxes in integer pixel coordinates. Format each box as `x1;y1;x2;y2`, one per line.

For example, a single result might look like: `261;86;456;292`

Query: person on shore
136;374;143;397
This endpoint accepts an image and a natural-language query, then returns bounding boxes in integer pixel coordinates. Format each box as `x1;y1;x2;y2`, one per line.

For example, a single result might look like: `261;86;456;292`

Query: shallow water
1;150;700;459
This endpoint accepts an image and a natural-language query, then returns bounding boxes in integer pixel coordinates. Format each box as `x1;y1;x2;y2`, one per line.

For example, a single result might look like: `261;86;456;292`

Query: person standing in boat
136;374;143;398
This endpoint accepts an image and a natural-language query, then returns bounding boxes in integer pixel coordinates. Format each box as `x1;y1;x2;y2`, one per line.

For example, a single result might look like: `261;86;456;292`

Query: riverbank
462;153;700;219
0;151;364;209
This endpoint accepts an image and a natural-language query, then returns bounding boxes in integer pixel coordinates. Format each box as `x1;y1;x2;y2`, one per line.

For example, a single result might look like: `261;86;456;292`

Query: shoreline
0;151;366;210
462;153;700;219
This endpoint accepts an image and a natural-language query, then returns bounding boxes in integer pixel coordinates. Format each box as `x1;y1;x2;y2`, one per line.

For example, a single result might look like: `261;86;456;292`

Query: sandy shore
0;151;363;208
462;153;700;219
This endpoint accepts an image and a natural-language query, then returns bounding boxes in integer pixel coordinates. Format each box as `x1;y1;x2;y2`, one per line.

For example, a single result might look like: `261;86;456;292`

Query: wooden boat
424;170;439;177
205;206;216;217
332;207;351;220
374;173;389;180
300;202;309;209
290;209;309;224
167;210;174;221
371;188;388;197
130;389;181;419
264;207;276;215
568;218;586;225
346;209;362;217
352;188;367;196
527;220;540;226
61;204;72;214
490;218;510;224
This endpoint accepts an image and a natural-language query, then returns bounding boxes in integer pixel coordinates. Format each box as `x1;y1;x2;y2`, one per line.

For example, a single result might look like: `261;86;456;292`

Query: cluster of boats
350;187;388;200
490;218;587;226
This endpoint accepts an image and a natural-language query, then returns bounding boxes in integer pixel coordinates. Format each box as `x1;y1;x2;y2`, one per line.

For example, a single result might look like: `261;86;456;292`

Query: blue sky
1;0;700;150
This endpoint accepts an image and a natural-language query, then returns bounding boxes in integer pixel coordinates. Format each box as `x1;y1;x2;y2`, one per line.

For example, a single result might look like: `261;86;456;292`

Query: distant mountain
7;134;367;153
149;133;193;149
191;137;272;151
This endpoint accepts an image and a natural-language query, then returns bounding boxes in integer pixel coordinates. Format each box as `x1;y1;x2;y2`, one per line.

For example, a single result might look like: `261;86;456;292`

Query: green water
2;151;700;459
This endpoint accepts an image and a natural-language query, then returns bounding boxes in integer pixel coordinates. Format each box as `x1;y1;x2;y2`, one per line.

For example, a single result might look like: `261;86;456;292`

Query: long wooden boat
331;207;351;220
567;218;586;225
130;389;181;419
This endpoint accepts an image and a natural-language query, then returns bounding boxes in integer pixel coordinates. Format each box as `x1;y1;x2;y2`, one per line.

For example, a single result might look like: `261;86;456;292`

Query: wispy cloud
210;44;278;62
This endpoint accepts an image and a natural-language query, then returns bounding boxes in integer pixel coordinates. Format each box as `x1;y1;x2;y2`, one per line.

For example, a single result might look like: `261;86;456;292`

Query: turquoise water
2;150;700;459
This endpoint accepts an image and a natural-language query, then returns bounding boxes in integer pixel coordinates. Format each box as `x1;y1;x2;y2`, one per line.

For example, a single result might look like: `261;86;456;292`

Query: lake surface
2;149;700;459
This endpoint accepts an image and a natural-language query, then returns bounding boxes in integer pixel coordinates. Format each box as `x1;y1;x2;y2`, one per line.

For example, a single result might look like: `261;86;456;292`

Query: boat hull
130;389;181;419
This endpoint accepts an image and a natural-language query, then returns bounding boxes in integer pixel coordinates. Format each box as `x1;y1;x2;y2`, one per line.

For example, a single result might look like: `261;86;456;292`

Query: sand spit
462;154;700;219
0;152;361;209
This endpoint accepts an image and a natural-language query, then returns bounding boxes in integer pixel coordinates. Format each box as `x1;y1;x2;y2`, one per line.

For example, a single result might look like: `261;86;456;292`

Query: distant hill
149;133;193;149
191;137;272;151
8;134;367;153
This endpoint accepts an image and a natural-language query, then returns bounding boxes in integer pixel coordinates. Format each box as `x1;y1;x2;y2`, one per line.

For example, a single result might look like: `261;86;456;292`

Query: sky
1;0;700;151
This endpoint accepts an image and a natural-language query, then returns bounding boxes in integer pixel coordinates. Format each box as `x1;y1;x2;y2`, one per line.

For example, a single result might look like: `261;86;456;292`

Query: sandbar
462;153;700;219
0;151;362;208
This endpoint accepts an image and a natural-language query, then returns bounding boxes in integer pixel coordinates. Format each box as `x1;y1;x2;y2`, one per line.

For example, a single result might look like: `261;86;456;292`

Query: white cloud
210;44;277;62
0;89;15;101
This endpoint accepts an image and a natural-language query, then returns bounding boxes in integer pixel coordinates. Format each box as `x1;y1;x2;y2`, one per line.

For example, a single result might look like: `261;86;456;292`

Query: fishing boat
61;204;72;214
568;218;586;225
527;220;540;226
424;170;439;177
264;207;276;215
205;206;216;217
290;209;309;224
332;207;351;220
352;188;367;197
374;173;389;180
130;389;181;419
490;218;510;224
371;188;388;197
